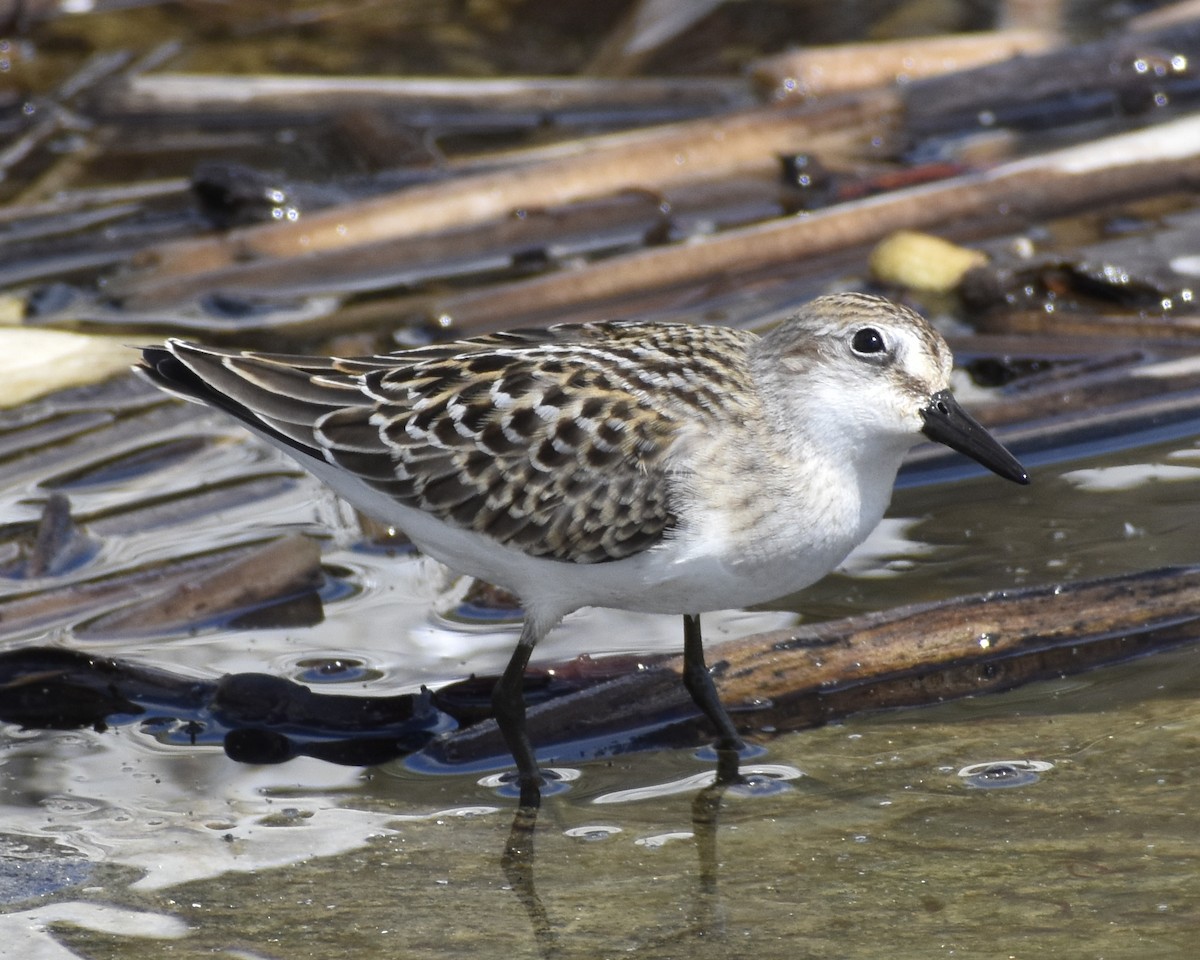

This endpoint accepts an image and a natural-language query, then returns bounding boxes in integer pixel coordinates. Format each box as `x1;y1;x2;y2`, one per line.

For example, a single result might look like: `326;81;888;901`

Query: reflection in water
502;806;560;959
0;903;189;959
499;767;761;960
562;824;623;840
592;763;803;804
633;831;695;850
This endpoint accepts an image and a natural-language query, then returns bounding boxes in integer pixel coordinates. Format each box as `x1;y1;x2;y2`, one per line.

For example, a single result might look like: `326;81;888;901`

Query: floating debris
869;229;988;292
0;329;131;407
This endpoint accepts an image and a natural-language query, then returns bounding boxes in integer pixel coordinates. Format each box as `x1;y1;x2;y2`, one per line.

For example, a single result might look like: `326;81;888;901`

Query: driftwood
99;111;1200;332
751;29;1058;100
119;90;900;282
413;117;1200;334
104;74;753;130
4;564;1197;771
433;565;1200;766
80;18;1199;321
2;20;1197;356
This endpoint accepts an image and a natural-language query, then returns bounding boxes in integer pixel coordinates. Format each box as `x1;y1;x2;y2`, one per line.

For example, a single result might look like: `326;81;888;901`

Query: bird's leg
492;624;542;808
681;613;744;783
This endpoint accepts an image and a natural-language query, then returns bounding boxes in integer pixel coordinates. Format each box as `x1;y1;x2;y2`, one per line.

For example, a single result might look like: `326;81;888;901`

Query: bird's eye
851;327;887;356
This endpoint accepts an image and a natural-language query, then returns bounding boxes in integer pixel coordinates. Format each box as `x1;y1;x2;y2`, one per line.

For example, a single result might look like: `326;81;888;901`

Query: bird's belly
293;451;878;620
610;534;856;614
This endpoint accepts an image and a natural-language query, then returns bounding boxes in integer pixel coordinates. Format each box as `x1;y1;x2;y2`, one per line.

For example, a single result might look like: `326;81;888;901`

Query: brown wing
139;321;758;563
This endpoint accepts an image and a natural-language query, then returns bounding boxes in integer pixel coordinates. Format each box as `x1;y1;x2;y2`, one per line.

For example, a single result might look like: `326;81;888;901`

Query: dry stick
113;73;751;116
749;29;1059;100
1129;0;1200;30
0;180;189;225
116;192;669;309
425;114;1200;332
125;90;902;280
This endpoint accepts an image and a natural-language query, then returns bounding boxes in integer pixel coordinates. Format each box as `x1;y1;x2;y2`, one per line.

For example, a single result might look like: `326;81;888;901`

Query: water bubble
294;657;381;684
957;759;1054;789
39;796;99;815
563;825;622;841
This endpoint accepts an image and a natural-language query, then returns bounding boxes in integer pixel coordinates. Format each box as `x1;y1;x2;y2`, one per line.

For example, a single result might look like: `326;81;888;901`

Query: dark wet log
903;19;1200;139
431;565;1200;766
6;565;1200;771
80;533;323;638
0;647;446;762
712;566;1200;728
0;535;322;641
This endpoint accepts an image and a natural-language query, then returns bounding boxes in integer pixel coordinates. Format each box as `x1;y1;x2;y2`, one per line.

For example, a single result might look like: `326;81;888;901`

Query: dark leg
681;613;744;783
492;628;542;808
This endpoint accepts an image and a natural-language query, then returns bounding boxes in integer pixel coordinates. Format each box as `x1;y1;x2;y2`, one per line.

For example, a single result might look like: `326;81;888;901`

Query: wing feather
138;321;759;563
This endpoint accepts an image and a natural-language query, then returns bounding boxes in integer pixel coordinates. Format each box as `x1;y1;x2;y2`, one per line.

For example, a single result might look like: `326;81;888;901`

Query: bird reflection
499;749;746;958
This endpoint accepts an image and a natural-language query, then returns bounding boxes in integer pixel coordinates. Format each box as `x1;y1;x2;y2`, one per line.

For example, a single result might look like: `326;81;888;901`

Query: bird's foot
487;766;574;804
694;738;767;773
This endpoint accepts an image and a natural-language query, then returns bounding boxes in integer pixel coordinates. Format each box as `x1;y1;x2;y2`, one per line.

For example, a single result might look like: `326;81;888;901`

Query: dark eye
851;327;887;356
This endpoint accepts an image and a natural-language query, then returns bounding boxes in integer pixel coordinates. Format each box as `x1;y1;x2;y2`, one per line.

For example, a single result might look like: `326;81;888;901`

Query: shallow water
5;651;1199;960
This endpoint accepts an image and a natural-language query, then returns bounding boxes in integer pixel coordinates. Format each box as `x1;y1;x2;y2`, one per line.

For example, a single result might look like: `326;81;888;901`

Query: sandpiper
138;292;1028;805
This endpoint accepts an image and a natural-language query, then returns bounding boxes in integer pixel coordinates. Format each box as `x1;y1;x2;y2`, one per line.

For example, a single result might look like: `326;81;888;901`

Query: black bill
920;390;1029;485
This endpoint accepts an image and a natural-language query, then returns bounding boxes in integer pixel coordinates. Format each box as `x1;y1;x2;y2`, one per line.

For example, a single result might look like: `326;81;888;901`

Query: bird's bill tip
920;390;1029;485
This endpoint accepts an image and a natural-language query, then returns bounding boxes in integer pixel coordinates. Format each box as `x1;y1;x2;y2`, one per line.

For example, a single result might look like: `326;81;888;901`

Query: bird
137;292;1029;806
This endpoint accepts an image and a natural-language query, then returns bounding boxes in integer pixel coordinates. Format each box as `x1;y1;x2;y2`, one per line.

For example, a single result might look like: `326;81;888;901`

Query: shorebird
138;292;1028;805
